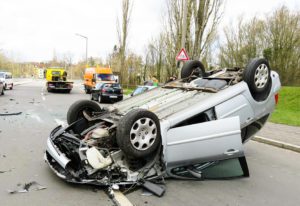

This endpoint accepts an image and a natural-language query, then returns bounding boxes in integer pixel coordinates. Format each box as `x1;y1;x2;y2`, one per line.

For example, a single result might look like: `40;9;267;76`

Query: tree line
0;1;299;86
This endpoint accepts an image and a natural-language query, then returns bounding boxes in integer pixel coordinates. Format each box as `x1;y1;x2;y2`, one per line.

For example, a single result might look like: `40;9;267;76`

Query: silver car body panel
165;116;242;168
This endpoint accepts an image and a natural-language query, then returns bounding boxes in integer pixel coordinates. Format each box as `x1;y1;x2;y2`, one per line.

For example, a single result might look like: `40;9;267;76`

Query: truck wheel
67;100;103;125
116;109;161;158
243;58;272;101
181;60;206;80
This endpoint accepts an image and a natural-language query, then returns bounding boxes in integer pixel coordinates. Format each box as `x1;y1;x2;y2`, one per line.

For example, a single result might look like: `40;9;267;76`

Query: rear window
103;83;120;88
5;74;12;79
51;71;61;75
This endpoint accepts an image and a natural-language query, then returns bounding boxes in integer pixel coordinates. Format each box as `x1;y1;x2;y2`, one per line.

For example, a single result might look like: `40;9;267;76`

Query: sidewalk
254;122;300;152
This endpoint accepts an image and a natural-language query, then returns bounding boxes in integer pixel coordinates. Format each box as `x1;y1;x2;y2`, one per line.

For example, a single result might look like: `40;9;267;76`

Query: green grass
123;88;134;95
269;86;300;126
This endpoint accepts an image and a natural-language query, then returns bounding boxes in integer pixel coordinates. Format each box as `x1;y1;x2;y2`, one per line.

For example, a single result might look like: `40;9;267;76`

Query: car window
133;87;148;95
103;84;112;88
0;73;4;78
95;83;103;89
111;83;121;88
171;157;249;179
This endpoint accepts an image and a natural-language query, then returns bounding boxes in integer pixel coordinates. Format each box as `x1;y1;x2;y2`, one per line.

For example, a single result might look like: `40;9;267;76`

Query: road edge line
252;136;300;153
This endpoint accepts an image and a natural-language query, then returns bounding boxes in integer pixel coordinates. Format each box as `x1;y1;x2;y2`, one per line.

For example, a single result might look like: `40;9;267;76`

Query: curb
252;136;300;153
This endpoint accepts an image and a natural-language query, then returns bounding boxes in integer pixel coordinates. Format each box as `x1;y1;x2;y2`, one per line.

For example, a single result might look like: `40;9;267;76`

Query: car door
165;116;249;179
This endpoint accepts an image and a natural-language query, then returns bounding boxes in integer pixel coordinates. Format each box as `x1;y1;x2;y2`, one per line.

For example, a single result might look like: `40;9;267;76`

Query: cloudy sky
0;0;299;62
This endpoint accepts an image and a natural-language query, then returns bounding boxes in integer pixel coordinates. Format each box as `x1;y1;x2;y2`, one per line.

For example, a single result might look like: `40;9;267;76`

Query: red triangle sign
176;48;189;61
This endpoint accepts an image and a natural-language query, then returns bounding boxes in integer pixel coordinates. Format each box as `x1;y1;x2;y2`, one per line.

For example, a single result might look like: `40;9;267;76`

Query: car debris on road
7;181;46;194
0;112;22;116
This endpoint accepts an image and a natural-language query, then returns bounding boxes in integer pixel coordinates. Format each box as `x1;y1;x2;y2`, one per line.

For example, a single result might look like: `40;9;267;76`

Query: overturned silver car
45;58;281;193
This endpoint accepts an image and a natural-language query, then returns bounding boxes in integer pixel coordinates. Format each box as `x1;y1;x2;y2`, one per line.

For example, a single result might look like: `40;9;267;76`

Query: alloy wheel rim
254;64;269;89
130;118;157;151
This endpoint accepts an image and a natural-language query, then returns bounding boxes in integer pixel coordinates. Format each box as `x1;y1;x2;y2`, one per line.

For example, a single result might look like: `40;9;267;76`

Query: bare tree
117;0;133;84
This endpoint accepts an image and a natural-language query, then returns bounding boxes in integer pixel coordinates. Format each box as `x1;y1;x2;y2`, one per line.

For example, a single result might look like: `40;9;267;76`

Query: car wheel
243;58;272;101
90;93;94;100
1;88;4;95
116;109;161;158
181;60;206;80
67;100;103;125
10;84;13;90
98;95;102;103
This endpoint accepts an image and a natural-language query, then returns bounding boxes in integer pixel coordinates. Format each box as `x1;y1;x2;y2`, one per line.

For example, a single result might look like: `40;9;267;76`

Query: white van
0;72;14;90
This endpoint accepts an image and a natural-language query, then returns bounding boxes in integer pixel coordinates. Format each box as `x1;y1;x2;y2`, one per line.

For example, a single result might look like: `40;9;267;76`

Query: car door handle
224;149;239;156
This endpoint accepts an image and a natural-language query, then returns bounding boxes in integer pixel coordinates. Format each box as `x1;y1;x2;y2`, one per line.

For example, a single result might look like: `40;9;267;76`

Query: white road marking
112;190;134;206
41;87;46;101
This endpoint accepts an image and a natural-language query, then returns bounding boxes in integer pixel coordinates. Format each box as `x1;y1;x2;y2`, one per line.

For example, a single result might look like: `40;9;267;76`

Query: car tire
243;58;272;101
67;100;103;125
116;109;161;158
10;84;13;90
1;88;4;95
85;87;91;94
181;60;206;80
98;95;102;103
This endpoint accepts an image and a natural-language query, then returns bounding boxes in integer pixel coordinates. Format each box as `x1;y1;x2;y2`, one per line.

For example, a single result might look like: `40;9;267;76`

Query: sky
0;0;299;63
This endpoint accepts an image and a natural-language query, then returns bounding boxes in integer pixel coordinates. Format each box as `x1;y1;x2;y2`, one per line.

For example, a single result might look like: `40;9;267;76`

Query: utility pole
75;33;88;65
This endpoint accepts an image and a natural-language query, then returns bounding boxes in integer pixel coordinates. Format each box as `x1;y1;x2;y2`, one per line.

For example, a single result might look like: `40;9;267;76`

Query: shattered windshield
96;74;115;81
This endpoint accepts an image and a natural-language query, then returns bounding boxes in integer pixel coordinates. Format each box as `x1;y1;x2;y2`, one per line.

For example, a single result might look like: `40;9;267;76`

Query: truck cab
84;67;116;94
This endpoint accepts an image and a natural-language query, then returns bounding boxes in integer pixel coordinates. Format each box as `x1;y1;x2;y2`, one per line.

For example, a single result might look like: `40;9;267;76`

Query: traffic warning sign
176;48;189;61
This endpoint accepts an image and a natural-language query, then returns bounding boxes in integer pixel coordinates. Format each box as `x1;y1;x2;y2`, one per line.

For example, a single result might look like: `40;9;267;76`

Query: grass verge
270;86;300;126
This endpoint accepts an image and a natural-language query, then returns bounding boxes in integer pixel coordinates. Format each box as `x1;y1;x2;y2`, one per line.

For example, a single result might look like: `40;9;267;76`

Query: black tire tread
181;60;206;79
67;100;102;125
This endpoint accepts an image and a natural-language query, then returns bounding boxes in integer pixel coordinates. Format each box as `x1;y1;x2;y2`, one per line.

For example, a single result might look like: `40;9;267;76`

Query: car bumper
102;94;123;101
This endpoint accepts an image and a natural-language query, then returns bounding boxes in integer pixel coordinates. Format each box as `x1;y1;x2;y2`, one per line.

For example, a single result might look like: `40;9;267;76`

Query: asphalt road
0;80;299;206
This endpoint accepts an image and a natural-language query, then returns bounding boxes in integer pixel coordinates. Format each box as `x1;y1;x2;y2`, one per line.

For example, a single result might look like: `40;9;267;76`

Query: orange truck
84;67;116;93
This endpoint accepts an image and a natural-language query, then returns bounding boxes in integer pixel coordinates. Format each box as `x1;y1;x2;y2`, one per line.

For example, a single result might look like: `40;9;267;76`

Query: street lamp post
75;33;88;65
